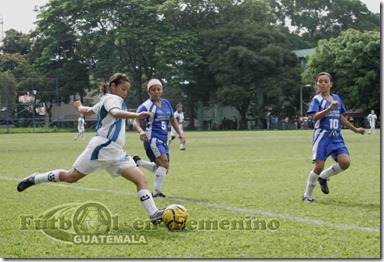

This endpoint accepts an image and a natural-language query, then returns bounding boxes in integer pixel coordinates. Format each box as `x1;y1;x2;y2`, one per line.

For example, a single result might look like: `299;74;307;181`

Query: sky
0;0;382;34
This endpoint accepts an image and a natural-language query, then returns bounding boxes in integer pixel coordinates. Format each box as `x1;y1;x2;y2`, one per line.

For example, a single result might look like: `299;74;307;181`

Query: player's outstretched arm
74;100;95;117
341;114;365;135
109;109;153;120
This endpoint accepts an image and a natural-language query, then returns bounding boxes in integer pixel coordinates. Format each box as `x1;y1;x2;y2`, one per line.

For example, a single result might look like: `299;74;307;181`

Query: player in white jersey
302;72;365;203
367;109;377;135
74;113;86;141
17;73;164;224
167;103;186;150
133;79;185;198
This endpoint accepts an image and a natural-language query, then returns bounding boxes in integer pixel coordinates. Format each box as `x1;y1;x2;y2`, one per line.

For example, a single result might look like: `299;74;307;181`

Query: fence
0;77;62;132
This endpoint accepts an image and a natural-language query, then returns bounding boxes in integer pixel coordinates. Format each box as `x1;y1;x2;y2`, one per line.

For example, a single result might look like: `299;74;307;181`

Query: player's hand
329;100;339;110
355;127;365;135
137;112;153;119
139;132;149;142
74;100;82;109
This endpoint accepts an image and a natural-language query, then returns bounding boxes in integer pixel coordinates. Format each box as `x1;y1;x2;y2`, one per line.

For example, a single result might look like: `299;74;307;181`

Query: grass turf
0;130;380;258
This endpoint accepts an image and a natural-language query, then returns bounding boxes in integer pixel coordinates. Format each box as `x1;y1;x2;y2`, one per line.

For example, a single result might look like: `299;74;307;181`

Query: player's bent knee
313;164;324;175
65;173;80;183
339;161;350;170
66;177;78;183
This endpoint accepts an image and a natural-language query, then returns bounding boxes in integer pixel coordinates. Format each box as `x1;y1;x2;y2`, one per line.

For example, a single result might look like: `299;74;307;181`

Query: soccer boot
150;209;164;225
17;174;36;192
302;195;314;203
318;177;329;194
152;192;166;198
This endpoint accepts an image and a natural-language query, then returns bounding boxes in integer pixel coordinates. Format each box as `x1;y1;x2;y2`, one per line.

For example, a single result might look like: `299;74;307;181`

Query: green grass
0;130;380;258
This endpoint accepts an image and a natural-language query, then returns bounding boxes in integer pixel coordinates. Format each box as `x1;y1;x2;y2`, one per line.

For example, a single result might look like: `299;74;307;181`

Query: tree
157;0;228;128
0;73;17;124
268;0;380;43
0;29;32;56
302;29;380;111
0;53;37;103
204;20;301;129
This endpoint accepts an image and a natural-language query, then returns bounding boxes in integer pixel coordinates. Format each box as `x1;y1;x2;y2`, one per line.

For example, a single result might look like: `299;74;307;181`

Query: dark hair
316;72;332;82
100;73;130;95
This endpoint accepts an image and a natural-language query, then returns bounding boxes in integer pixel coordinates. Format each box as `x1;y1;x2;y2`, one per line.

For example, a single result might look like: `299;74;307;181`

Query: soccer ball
162;204;190;231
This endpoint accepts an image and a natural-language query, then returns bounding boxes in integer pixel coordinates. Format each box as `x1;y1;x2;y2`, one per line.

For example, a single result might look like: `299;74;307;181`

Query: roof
344;109;367;117
292;48;316;58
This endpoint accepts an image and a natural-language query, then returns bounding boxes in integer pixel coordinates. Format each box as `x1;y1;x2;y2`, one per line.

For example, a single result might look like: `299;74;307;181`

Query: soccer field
0;130;380;258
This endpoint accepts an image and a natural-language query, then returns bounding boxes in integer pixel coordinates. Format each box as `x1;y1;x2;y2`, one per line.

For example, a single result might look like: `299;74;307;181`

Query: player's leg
153;154;169;197
179;136;185;150
134;140;157;172
303;160;324;202
120;167;163;224
319;159;345;181
17;168;86;192
318;139;350;193
140;138;169;198
115;158;163;224
178;129;185;150
74;127;81;141
303;132;329;202
318;153;349;195
133;155;156;173
168;127;178;146
167;136;176;146
17;141;110;192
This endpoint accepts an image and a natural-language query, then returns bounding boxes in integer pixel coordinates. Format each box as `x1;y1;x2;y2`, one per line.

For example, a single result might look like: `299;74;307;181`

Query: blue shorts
144;138;169;162
312;129;349;163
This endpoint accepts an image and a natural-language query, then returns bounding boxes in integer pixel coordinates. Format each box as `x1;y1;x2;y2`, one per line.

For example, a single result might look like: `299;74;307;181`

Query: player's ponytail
99;73;130;95
99;82;108;95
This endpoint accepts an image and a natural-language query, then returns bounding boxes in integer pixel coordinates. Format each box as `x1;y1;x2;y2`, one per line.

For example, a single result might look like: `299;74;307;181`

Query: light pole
300;84;312;117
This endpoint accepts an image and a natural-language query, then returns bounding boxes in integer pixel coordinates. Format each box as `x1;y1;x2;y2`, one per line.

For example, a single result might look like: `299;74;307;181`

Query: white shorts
73;136;136;177
78;127;85;133
170;124;183;137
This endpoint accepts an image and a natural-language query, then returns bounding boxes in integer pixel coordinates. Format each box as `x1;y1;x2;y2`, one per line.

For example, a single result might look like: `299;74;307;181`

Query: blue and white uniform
307;93;349;163
170;111;184;137
77;117;85;133
136;98;174;162
73;94;136;176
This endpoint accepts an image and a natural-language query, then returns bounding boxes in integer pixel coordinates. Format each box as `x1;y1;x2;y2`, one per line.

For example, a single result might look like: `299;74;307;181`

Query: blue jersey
136;98;174;143
307;94;346;131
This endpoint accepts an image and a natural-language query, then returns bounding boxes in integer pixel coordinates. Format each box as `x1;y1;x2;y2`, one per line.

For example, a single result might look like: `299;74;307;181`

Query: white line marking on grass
4;176;379;234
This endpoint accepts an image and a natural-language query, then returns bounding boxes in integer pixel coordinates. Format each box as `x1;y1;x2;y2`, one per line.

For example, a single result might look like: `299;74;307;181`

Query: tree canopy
303;29;380;111
0;0;380;129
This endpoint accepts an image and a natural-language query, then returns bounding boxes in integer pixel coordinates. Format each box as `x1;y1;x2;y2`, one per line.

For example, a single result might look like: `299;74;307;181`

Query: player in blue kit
302;72;365;203
133;79;185;198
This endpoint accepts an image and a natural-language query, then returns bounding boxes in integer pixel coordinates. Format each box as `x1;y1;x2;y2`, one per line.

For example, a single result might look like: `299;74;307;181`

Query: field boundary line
3;176;379;234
